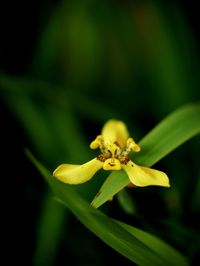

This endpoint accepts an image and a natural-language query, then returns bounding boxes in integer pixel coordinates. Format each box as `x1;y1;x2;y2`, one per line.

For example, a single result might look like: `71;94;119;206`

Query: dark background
1;1;200;265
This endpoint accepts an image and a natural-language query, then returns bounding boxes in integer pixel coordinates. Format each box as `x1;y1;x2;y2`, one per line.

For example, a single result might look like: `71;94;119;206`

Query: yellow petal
90;135;103;149
102;119;129;148
103;158;122;170
53;158;103;184
122;161;170;187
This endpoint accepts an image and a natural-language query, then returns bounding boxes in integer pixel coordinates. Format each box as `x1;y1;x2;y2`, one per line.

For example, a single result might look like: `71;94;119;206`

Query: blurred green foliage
1;0;200;265
29;151;188;266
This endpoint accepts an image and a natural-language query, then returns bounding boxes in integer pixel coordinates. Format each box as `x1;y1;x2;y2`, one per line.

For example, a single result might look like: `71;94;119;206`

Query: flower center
96;139;139;165
90;135;140;170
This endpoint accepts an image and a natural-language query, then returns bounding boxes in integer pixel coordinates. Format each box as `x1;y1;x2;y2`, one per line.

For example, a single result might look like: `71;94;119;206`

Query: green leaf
116;221;187;266
135;103;200;166
117;189;137;215
91;103;200;208
91;170;128;209
33;193;67;266
27;150;188;266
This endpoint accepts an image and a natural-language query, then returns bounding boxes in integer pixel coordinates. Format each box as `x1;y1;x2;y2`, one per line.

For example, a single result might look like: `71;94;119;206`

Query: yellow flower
53;120;170;187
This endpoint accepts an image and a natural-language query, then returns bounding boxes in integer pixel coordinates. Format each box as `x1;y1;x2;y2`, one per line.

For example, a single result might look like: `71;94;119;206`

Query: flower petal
102;119;129;148
53;158;103;184
103;158;122;170
122;161;170;187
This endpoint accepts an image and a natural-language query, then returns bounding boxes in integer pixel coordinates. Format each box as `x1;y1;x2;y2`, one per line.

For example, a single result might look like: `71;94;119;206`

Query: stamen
90;135;103;149
97;154;106;162
93;134;140;165
125;138;141;153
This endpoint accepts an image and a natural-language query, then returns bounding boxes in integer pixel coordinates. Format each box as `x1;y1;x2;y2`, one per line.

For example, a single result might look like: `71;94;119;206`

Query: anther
126;138;141;153
90;135;103;149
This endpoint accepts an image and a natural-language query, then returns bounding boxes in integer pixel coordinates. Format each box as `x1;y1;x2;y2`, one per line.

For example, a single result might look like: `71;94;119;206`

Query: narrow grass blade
116;220;187;266
91;171;128;209
34;193;67;266
135;103;200;166
27;151;188;266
